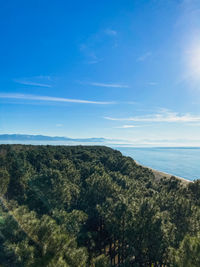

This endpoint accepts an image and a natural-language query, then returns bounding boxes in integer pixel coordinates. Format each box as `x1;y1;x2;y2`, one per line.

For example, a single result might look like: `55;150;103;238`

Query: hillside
0;145;200;266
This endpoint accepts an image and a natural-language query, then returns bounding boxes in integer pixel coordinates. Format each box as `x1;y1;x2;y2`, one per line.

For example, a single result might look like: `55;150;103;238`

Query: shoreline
134;160;192;184
114;146;196;184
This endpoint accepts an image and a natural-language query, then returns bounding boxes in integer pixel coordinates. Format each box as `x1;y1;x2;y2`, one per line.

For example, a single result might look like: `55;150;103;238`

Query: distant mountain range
0;134;110;143
1;134;198;147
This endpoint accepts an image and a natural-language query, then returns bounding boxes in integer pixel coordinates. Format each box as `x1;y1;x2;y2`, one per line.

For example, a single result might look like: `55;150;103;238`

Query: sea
116;147;200;181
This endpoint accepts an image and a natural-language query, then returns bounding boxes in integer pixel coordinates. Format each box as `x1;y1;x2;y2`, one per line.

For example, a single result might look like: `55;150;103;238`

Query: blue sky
1;0;200;146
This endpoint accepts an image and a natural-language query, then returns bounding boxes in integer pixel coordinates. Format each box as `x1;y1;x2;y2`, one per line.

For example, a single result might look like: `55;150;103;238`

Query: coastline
115;146;196;184
134;160;192;184
0;141;194;184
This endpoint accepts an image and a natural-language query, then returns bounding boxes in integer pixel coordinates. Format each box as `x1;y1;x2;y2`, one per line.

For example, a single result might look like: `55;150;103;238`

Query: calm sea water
116;147;200;181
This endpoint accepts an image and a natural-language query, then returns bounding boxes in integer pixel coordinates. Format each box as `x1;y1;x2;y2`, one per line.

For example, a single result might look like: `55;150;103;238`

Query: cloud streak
0;93;114;105
84;81;129;88
105;111;200;123
115;125;138;128
15;80;52;88
14;77;52;88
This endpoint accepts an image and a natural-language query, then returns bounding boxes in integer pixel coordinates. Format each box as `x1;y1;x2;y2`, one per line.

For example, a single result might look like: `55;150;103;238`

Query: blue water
116;147;200;181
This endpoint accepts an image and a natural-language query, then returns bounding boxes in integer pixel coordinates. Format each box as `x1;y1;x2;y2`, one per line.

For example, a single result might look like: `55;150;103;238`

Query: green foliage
0;145;199;266
92;254;110;267
170;233;200;267
0;169;10;195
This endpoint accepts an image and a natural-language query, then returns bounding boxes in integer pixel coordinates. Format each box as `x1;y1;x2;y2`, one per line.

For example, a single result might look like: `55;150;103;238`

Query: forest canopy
0;145;199;266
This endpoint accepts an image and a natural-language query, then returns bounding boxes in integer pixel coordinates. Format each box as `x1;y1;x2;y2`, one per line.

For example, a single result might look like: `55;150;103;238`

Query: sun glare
185;39;200;83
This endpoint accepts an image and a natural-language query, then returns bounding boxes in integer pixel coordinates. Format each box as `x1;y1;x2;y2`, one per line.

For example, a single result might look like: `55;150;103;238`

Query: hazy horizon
2;133;200;147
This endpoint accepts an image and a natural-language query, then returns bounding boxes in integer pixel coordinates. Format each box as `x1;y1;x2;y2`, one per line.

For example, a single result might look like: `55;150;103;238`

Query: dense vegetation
0;145;199;266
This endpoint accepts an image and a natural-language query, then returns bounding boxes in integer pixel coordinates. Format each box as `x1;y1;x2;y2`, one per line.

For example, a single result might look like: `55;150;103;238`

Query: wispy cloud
14;76;52;88
115;125;138;129
104;28;117;36
15;80;52;88
137;52;152;62
79;44;102;64
83;81;129;88
56;124;63;127
0;93;114;105
148;82;157;86
105;110;200;122
79;27;117;64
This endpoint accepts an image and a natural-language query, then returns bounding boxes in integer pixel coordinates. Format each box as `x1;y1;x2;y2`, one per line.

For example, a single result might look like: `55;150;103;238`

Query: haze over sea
116;147;200;181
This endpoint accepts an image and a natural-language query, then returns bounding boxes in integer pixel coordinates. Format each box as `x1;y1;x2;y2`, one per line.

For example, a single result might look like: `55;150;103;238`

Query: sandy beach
135;160;192;184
